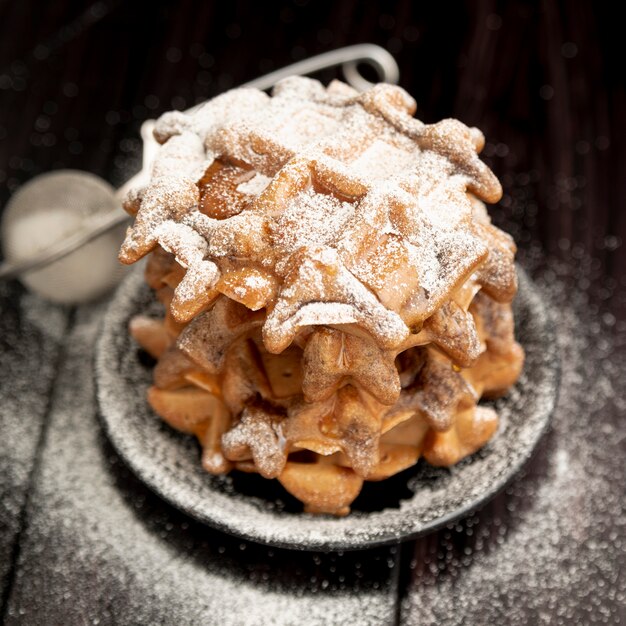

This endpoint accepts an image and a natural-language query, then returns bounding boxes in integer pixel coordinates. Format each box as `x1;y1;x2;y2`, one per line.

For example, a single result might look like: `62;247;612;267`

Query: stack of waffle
120;78;524;515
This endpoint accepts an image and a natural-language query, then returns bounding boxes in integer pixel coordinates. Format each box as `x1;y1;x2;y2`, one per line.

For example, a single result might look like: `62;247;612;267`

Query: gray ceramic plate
95;266;559;551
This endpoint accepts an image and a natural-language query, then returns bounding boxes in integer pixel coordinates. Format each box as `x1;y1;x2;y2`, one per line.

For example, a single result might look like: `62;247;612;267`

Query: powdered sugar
399;253;625;625
3;246;622;624
120;77;512;354
0;283;68;595
236;173;272;197
94;264;557;550
4;303;399;625
269;187;355;252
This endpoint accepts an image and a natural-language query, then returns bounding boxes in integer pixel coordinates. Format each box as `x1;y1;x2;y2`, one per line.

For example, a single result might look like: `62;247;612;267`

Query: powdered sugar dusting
3;247;621;624
236;172;272;196
5;303;398;625
399;252;625;625
269;187;355;252
93;264;557;550
0;283;68;595
120;77;512;352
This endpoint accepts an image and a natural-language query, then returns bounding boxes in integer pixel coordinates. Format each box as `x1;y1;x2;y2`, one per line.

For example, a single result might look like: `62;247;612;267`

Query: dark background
1;0;624;319
0;2;624;624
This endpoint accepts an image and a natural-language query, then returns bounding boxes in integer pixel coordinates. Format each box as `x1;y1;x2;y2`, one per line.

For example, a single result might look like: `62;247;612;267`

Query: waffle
121;77;523;515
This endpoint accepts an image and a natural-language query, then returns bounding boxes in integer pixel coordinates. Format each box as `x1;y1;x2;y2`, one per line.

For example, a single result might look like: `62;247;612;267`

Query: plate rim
95;265;560;551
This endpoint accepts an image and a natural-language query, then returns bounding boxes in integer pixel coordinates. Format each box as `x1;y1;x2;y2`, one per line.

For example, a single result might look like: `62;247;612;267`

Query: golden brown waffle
122;78;523;515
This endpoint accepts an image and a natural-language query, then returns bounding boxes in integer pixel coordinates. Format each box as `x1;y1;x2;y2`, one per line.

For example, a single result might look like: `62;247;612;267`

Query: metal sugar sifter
0;44;399;304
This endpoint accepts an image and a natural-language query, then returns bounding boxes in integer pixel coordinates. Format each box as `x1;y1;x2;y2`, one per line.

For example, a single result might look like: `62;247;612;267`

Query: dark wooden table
1;2;624;624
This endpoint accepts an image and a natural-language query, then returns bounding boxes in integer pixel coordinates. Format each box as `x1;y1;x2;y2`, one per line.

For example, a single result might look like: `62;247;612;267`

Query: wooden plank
0;283;69;609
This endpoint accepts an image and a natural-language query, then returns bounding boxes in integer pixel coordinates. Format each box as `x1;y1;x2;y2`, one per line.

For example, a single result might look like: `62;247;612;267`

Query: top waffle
119;77;516;364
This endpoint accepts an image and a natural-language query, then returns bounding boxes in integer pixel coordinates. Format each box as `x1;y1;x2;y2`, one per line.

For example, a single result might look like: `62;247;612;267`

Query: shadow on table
97;429;401;595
